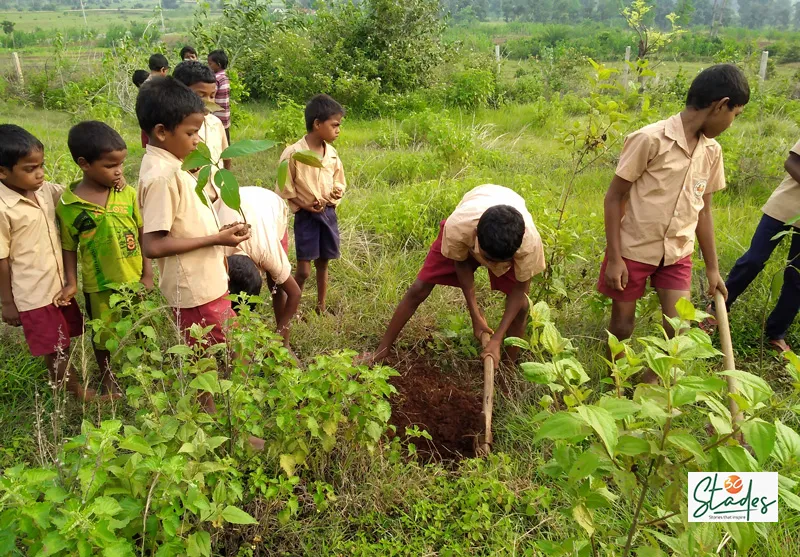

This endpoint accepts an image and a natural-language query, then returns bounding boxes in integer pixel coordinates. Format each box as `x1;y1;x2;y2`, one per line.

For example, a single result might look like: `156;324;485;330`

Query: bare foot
769;338;792;353
355;350;388;367
638;369;660;386
198;392;217;414
248;435;265;451
67;385;97;402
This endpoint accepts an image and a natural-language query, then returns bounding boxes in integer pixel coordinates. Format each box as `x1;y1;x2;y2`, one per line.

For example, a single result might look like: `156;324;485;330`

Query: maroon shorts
417;220;517;295
172;294;236;346
597;255;693;302
18;300;84;357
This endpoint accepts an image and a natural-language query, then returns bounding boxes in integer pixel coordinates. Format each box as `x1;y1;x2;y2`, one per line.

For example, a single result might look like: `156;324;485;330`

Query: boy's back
139;145;228;308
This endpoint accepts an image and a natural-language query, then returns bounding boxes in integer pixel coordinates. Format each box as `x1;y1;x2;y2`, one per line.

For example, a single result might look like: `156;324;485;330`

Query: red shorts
172;294;236;346
281;230;289;254
597;255;693;302
18;300;84;357
417;220;517;295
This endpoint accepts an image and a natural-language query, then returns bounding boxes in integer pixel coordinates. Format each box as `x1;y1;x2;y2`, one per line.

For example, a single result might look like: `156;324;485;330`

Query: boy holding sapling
599;64;750;382
54;121;154;399
0;124;94;401
277;94;346;315
361;184;546;367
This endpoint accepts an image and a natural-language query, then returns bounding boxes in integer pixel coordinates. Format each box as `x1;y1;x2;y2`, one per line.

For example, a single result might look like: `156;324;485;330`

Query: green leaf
280;454;296;477
291;149;324;168
719;370;773;406
215;168;240;213
717;445;758;472
576;405;619;455
666;432;708;463
617;435;650;456
741;419;776;465
568;451;599;484
598;397;640;420
194;165;211;208
520;361;555;384
636;547;667;557
276;159;289;192
674;297;696;321
533;412;589;443
365;420;383;442
187;531;211;557
206;436;229;450
39;531;69;556
770;270;785;302
189;371;220;394
119;435;153;455
504;336;530;350
779;486;800;511
220;139;276;159
726;522;756;553
541;322;568;355
774;419;800;466
572;503;595;536
221;505;258;525
181;144;212;171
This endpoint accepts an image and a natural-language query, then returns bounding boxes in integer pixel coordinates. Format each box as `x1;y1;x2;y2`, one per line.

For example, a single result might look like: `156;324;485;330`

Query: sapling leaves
276;159;290;192
215;169;241;213
292;149;324;168
220;139;276;159
220;506;258;525
741;419;776;465
182;142;212;171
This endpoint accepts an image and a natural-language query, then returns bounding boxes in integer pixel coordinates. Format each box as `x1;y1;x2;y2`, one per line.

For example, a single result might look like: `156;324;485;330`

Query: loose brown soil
387;353;483;460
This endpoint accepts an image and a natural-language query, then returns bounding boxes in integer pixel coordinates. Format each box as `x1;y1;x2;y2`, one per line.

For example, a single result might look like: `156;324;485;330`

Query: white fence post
622;46;631;88
759;51;769;81
12;52;23;86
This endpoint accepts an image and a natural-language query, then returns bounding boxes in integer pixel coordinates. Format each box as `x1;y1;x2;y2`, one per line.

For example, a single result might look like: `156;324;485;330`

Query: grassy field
1;63;800;551
0;7;198;33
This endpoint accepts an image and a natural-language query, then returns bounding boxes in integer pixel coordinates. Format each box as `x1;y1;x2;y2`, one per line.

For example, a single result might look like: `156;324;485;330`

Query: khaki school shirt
138;145;228;309
199;112;229;202
441;184;545;282
277;137;346;213
616;113;725;266
762;138;800;227
0;181;66;312
217;187;292;285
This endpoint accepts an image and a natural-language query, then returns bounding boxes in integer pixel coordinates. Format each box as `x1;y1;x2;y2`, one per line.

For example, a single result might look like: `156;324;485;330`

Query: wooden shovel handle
713;290;743;427
480;332;495;449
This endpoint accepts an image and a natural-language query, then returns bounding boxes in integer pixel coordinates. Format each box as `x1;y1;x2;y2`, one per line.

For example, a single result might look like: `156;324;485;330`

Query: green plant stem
623;456;655;557
640;510;680;527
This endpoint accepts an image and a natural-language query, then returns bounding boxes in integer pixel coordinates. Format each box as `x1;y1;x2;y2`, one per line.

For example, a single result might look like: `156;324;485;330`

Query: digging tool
713;290;743;430
475;332;495;457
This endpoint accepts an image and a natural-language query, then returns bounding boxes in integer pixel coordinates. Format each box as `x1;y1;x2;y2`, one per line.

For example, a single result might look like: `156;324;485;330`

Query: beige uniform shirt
441;184;545;282
217;187;292;285
616;113;726;266
277;137;346;213
0;181;65;312
199;112;229;201
762;138;800;227
138;145;228;309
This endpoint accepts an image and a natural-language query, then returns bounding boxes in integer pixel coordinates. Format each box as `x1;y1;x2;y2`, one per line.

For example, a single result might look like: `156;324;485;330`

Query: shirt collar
145;144;183;167
0;181;41;208
59;181;111;208
665;113;708;156
297;136;336;163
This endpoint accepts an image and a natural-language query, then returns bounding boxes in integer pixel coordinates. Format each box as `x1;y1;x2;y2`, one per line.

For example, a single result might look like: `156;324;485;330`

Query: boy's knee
314;259;329;270
295;266;311;282
406;280;432;305
609;318;635;340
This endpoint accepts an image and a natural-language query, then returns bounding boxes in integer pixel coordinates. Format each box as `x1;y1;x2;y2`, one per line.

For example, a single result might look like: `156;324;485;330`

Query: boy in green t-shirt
54;121;153;397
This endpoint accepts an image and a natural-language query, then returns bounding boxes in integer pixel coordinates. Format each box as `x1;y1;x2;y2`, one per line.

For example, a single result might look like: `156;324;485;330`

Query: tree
2;19;14;49
694;0;714;25
794;1;800;29
162;0;178;8
675;0;695;26
622;0;681;88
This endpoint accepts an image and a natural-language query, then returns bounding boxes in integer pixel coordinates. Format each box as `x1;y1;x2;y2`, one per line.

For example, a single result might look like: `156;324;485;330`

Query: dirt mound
388;354;483;460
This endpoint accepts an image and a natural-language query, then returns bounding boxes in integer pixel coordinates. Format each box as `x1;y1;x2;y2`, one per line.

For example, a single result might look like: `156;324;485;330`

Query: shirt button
673;211;679;217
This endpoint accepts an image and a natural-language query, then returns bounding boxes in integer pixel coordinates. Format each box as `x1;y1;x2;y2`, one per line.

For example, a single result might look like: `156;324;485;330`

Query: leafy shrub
400;110;477;165
504;74;545;104
263;99;307;147
446;68;496;109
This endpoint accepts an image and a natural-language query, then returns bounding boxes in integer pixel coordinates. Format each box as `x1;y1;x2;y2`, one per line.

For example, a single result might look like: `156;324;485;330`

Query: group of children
1;61;798;406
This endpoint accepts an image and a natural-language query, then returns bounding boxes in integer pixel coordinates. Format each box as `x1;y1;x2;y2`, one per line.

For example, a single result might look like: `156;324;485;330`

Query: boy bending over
0;125;93;400
363;184;545;366
54;121;154;398
599;64;750;381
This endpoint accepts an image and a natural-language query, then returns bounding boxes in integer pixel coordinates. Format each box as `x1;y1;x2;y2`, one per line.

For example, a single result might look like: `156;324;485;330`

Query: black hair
173;60;216;87
686;64;750;110
476;205;525;262
132;69;149;88
148;53;170;72
135;77;205;135
179;45;197;60
304;94;345;132
67;121;127;164
0;124;44;169
207;49;228;70
228;255;263;306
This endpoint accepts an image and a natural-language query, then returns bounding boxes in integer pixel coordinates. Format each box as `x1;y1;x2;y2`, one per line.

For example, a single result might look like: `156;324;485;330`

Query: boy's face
314;114;343;143
702;99;744;138
183;53;198;61
79;149;127;190
0;149;45;193
207;58;221;73
189;82;217;104
151;112;205;161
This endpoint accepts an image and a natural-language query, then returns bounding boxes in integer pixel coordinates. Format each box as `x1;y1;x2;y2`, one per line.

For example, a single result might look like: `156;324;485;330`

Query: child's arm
0;259;20;326
276;275;301;346
330;159;346;202
454;260;493;341
481;279;531;365
785;152;800;182
696;192;727;299
138;227;155;290
142;224;251;259
53;250;78;307
603;175;634;291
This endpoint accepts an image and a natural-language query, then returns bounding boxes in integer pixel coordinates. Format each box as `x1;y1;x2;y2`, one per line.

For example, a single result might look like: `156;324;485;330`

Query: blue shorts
294;206;340;261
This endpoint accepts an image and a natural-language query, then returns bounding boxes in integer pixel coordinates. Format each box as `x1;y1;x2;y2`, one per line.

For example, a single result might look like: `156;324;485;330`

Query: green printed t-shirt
56;183;143;293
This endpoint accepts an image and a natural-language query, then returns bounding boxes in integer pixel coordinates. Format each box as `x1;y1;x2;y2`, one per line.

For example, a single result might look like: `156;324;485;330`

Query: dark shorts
417;220;517;295
19;300;84;357
597;255;693;302
172;294;236;346
294;206;340;261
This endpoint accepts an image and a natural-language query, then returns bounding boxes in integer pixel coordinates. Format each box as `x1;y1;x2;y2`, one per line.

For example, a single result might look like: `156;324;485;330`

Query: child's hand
114;177;127;192
706;269;728;300
604;256;629;292
1;301;20;327
217;224;251;247
472;316;493;344
331;186;344;200
481;336;502;367
140;274;154;291
53;284;77;307
307;200;325;213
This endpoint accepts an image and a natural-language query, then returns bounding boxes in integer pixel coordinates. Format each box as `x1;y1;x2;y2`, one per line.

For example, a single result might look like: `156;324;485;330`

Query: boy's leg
44;352;95;401
314;259;329;314
295;261;312;291
266;276;287;324
86;291;121;397
725;214;787;309
655;288;692;337
370;279;436;363
502;294;529;364
765;228;800;345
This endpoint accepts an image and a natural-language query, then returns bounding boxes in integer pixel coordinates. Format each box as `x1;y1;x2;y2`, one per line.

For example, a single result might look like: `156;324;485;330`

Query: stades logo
688;472;778;523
